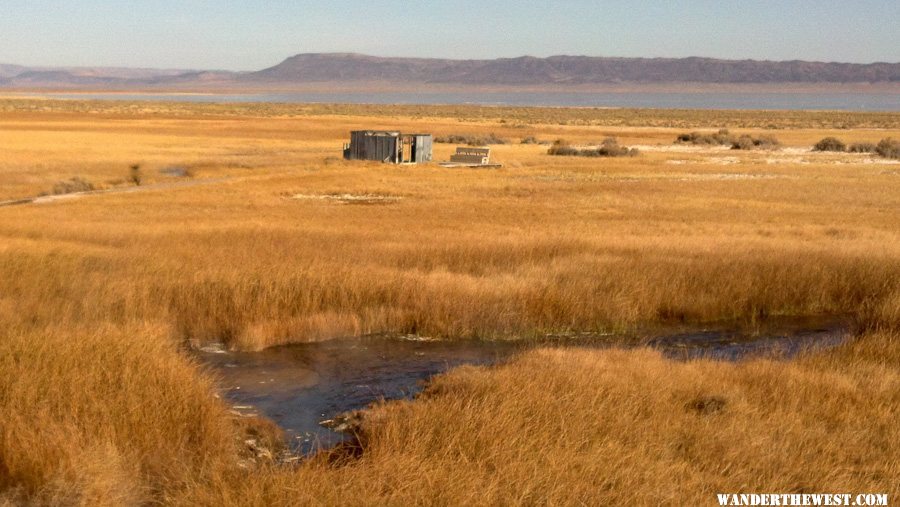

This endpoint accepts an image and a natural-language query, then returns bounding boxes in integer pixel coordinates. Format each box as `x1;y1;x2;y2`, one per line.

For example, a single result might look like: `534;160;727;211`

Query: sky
0;0;898;70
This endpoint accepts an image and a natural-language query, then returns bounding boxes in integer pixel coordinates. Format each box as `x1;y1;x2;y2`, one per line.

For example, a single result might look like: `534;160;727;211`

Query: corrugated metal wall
367;135;397;163
346;131;399;163
413;135;433;163
346;131;433;164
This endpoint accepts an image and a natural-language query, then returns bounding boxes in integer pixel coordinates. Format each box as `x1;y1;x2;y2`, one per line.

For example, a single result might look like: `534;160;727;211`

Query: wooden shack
343;131;433;164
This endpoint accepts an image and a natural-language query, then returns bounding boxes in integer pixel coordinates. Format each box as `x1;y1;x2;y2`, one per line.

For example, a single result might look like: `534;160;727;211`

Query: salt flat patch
836;157;900;165
519;171;789;183
290;193;403;204
660;148;900;166
765;157;811;165
666;156;741;166
671;173;790;181
707;156;741;165
639;145;811;155
763;154;900;165
644;144;898;166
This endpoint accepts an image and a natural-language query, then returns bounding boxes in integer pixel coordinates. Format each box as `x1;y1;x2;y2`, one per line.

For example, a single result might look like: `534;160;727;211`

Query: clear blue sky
1;0;897;70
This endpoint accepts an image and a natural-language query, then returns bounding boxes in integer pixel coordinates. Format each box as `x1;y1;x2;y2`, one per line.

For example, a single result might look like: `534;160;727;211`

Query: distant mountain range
1;53;898;90
0;65;198;86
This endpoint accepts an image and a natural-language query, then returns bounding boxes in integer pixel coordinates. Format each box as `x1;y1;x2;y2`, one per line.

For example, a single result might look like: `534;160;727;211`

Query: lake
37;90;900;111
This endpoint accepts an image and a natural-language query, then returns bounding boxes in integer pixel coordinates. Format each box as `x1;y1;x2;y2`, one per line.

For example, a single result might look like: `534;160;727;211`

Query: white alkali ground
291;193;403;203
648;144;899;166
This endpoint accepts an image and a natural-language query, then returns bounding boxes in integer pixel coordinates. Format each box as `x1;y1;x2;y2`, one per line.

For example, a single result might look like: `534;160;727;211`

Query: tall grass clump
0;325;237;504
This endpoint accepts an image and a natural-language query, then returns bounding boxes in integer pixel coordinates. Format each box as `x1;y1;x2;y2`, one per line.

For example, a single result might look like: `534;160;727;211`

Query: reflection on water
202;337;518;453
199;316;848;453
645;316;848;361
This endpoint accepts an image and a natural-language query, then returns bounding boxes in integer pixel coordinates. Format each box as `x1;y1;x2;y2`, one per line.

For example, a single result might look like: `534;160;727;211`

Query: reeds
0;324;238;505
1;101;899;503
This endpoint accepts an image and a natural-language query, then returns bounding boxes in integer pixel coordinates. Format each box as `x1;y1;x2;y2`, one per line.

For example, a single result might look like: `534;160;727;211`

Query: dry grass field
1;99;898;505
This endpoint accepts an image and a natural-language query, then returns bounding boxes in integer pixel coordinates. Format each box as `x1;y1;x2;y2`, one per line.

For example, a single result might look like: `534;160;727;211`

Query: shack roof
351;130;401;136
349;131;432;136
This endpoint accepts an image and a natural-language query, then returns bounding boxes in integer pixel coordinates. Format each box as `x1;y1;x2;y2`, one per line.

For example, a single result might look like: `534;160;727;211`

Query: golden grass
179;330;900;506
1;101;899;349
2;324;895;505
0;324;237;505
0;99;898;504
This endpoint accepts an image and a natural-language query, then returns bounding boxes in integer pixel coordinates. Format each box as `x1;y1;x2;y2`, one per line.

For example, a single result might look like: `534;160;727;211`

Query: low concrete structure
343;131;433;164
440;147;501;168
449;147;491;165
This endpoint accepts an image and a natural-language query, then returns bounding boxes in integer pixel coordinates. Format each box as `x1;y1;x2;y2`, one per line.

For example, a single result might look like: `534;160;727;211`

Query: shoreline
2;81;900;94
2;89;897;113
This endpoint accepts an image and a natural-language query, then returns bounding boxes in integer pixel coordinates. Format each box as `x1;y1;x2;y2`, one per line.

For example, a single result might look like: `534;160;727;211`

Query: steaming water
199;316;847;454
31;91;900;111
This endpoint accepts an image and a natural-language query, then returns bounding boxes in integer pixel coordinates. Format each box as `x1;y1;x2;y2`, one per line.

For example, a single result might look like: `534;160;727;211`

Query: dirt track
0;177;229;208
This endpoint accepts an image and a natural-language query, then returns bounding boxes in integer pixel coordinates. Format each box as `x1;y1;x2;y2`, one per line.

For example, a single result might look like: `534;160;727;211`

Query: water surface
199;317;848;454
33;91;900;111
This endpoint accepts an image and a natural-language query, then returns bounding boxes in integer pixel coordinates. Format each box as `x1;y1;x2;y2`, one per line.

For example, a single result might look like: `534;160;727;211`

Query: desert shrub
731;135;756;150
50;177;95;195
848;142;877;153
547;139;580;156
520;136;540;144
548;137;638;157
596;137;639;157
812;137;846;152
435;133;508;145
875;137;900;159
675;129;733;145
731;134;780;150
676;129;778;150
755;135;781;149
